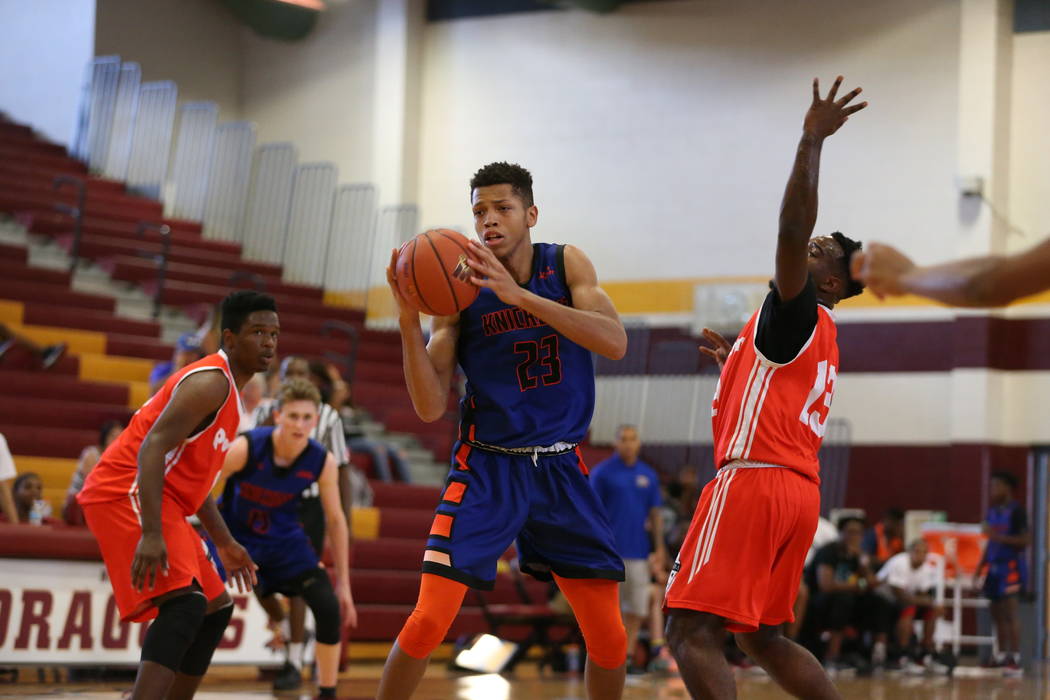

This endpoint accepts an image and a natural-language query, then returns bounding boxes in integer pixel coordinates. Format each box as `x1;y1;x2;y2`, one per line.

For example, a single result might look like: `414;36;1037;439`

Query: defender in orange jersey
664;77;867;700
78;290;277;700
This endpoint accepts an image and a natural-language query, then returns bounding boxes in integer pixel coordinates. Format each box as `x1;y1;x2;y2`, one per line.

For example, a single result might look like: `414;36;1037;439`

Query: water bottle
28;499;50;526
565;643;581;674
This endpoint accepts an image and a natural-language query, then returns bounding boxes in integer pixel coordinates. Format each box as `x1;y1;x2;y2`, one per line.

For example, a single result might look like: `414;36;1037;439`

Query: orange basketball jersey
711;304;838;482
78;351;243;516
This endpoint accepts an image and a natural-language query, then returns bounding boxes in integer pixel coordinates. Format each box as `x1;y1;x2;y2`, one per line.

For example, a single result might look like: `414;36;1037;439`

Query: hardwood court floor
1;663;1047;699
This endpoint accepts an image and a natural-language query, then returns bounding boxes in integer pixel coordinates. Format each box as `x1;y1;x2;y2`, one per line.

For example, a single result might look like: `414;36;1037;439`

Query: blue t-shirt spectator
590;455;662;559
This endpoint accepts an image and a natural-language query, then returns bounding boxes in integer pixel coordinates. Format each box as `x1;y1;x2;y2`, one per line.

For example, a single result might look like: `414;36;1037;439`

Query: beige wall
1008;31;1050;254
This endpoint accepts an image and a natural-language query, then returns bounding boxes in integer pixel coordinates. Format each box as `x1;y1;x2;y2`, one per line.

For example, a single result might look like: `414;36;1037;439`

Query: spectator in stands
11;472;56;525
876;538;951;672
979;471;1030;676
149;333;203;394
62;419;124;526
590;425;666;674
804;516;892;671
0;323;65;370
239;374;266;434
863;507;905;569
0;432;19;523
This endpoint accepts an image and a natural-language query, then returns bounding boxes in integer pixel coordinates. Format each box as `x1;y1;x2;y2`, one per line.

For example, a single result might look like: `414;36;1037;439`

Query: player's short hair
837;515;866;532
991;470;1018;490
470;162;534;207
830;231;865;299
275;378;321;410
615;424;639;439
220;290;277;333
885;507;905;522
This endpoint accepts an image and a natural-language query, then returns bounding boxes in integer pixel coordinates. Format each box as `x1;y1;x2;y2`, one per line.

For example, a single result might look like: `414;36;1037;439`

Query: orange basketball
395;229;480;316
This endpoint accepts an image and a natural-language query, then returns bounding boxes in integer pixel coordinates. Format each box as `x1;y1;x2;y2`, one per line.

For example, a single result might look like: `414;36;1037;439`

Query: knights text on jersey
78;351;243;516
711;304;838;481
456;243;595;448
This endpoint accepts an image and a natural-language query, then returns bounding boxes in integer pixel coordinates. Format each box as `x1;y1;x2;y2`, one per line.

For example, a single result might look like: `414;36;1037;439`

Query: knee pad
301;570;342;645
141;593;207;671
179;604;234;676
396;574;467;659
555;575;627;670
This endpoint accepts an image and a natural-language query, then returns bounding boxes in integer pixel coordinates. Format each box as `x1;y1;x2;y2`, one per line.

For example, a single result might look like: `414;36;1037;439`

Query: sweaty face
471;184;536;259
274;399;319;442
615;427;642;464
807;235;847;299
227;310;279;373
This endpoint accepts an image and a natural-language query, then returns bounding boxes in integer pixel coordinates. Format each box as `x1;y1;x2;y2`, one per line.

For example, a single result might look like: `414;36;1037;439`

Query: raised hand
850;243;916;300
804;76;868;140
698;328;732;369
466;239;526;307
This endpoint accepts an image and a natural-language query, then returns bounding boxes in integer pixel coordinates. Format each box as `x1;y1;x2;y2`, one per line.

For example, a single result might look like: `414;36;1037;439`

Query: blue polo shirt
589;455;662;559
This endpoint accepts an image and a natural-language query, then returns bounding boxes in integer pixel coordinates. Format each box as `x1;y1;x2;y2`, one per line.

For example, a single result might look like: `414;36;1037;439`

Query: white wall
94;0;242;119
240;0;378;184
1008;31;1050;253
418;0;962;281
0;0;95;146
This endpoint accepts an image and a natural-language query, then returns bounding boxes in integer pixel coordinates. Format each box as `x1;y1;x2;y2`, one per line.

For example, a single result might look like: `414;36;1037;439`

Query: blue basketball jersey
985;501;1027;565
457;243;595;447
220;427;327;544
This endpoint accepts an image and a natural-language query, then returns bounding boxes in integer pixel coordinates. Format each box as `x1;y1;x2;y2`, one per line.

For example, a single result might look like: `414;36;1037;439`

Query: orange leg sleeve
554;574;628;669
396;573;468;659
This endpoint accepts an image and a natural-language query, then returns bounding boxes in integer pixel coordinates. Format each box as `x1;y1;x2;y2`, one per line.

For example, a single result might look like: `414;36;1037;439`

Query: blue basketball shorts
983;559;1027;600
238;531;321;598
421;441;625;589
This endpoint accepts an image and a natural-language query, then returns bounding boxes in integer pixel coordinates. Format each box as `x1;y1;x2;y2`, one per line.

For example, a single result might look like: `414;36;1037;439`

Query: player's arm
466;241;627;360
319;453;357;628
776;76;866;302
132;370;229;591
386;249;461;422
196;494;257;593
852;237;1050;307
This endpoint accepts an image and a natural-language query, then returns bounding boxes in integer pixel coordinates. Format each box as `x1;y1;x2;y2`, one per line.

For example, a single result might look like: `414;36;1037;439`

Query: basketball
395;229;480;316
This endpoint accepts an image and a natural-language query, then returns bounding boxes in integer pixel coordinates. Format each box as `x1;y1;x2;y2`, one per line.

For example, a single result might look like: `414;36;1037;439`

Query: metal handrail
52;176;86;274
136;222;172;319
228;270;268;291
320;320;360;386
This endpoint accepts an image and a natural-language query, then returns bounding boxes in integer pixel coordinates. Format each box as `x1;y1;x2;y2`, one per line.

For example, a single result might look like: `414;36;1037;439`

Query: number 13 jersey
711;296;839;483
457;242;595;448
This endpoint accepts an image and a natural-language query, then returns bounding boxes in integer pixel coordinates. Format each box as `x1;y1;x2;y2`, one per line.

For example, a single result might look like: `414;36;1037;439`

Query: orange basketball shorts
83;496;226;623
664;466;819;633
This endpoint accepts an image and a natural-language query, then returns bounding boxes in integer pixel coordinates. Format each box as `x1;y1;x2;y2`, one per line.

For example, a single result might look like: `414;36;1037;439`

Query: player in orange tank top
77;290;278;700
664;77;868;699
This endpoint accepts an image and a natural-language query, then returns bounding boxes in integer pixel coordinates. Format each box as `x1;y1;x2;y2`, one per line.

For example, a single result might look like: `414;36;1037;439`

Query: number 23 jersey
457;243;595;448
711;295;839;482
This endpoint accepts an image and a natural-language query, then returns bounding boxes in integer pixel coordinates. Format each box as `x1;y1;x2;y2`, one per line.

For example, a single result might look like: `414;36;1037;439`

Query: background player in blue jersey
377;162;629;700
977;471;1029;676
218;379;357;699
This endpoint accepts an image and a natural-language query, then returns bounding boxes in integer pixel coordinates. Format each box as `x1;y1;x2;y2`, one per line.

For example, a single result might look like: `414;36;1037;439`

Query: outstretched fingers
843;101;869;116
836;86;863;108
825;75;843;102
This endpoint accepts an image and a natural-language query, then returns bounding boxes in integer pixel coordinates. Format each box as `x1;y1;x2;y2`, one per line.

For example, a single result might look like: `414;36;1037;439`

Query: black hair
830;231;865;299
98;419;124;448
220;290;277;333
991;471;1018;490
837;515;866;532
469;162;534;207
13;472;39;493
885;508;905;522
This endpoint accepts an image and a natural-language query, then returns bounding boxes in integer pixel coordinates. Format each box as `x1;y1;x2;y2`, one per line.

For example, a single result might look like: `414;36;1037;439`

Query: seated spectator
0;432;18;523
863;507;905;569
788;515;840;641
0;323;65;370
63;419;124;525
239;374;266;434
149;333;203;394
11;472;57;525
876;539;951;672
804;516;892;671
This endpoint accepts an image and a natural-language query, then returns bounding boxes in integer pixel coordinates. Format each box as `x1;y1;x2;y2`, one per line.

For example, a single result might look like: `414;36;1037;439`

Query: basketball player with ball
377;162;630;700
